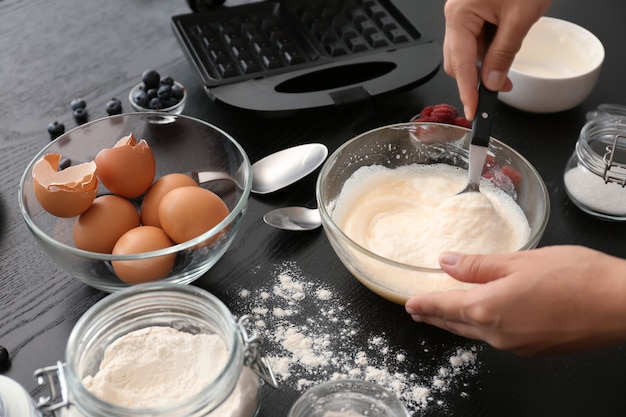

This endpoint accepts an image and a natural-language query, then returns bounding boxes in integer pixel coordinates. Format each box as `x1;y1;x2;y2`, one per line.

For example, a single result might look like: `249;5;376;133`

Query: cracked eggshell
95;133;156;198
32;153;98;218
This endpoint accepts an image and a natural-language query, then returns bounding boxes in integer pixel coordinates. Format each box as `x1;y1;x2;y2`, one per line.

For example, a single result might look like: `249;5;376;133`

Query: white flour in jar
234;262;479;415
82;326;259;414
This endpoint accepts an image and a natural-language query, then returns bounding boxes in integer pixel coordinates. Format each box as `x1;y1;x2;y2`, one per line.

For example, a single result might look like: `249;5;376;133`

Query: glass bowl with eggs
316;122;550;304
18;113;251;292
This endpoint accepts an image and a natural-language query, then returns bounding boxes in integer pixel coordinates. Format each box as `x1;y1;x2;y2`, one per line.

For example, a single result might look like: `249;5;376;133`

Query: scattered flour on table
232;261;480;414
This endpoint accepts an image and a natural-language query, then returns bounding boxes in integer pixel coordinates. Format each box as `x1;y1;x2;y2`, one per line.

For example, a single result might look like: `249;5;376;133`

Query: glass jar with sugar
564;117;626;220
20;283;277;417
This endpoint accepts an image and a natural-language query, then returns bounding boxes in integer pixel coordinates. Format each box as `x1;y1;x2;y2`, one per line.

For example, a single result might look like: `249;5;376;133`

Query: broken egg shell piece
94;133;156;198
114;132;138;148
32;153;98;218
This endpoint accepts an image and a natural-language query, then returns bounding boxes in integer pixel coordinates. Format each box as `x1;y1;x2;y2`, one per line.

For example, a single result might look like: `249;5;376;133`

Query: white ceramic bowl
498;16;604;113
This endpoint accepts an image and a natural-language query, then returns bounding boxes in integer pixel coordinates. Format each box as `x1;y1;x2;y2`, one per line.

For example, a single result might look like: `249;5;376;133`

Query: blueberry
0;346;10;371
133;90;149;108
157;84;172;100
70;98;87;111
146;88;158;100
142;70;160;89
73;107;88;124
160;76;174;86
149;97;162;110
47;120;65;140
161;98;175;108
171;84;185;100
105;98;123;115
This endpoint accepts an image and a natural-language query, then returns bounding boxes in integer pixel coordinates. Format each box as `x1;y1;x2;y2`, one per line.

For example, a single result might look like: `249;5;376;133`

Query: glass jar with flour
6;283;277;417
564;117;626;220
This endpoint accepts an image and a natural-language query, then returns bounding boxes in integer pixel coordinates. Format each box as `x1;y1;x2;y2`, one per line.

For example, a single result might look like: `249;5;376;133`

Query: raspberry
484;155;497;169
419;105;435;118
453;117;472;129
481;155;497;177
430;104;458;123
412;103;470;141
501;165;522;188
413;103;465;125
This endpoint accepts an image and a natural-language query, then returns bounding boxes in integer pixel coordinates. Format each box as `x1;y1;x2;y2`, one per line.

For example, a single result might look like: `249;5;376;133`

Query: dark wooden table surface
3;0;626;415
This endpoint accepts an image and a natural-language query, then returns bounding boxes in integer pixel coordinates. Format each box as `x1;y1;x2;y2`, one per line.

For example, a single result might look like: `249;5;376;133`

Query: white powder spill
231;261;480;414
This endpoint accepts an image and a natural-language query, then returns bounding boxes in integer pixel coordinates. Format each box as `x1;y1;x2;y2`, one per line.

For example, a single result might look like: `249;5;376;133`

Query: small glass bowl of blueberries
129;69;186;115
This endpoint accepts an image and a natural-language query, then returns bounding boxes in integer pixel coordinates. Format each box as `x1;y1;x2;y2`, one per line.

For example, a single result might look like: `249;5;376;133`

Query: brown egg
73;195;140;253
32;153;98;218
111;226;176;284
158;186;229;244
94;133;156;198
140;173;198;228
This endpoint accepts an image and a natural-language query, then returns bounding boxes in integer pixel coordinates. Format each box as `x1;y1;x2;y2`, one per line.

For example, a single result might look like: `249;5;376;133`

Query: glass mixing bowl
18;113;251;292
316;122;550;304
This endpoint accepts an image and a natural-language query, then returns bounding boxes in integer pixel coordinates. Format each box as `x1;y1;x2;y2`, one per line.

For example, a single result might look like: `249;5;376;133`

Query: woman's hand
405;246;626;356
443;0;551;119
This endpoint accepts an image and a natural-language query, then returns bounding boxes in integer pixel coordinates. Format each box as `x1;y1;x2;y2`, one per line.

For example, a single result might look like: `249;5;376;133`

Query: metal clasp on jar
602;133;626;186
237;315;278;389
33;361;70;414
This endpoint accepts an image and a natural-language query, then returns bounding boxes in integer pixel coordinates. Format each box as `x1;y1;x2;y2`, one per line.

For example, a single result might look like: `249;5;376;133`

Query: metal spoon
252;143;328;194
263;206;321;231
460;83;499;193
193;143;328;194
459;22;499;194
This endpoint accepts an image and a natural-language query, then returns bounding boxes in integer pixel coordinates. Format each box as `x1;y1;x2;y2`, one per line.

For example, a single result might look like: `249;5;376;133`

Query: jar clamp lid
31;361;69;414
602;133;626;186
584;103;626;185
238;315;279;389
578;118;626;185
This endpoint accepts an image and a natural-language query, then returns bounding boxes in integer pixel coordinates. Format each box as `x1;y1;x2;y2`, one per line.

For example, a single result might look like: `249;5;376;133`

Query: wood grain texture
2;0;626;416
